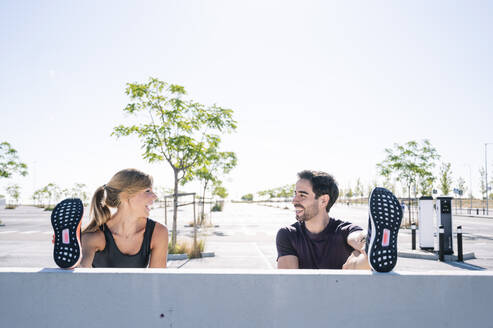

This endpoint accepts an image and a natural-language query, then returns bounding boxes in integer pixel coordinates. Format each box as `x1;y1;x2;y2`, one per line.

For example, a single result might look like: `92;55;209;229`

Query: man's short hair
297;170;339;212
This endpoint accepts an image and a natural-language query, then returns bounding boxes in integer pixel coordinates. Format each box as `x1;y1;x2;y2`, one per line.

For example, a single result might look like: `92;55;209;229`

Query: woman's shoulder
149;220;168;247
81;229;106;249
150;220;168;235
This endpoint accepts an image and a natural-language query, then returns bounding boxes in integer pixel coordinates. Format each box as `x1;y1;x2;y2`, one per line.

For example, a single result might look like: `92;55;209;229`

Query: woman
51;168;168;268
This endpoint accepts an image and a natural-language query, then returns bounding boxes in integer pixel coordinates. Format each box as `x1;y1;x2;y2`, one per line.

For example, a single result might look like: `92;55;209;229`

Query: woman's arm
149;223;168;268
80;231;105;268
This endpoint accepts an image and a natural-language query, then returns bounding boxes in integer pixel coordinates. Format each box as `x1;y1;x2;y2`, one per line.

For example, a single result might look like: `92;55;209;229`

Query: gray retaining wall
1;268;492;328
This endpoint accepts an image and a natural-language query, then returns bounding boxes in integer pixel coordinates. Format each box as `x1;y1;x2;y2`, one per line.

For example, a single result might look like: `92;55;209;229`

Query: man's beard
295;204;319;222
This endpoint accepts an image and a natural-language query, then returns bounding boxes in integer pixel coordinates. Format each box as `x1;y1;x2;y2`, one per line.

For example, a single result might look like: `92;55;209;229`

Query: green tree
355;178;363;199
44;183;60;206
1;143;27;222
345;188;353;199
456;176;467;209
418;175;434;197
6;184;21;205
479;167;486;199
257;189;274;199
278;184;295;199
112;78;236;246
212;182;228;199
32;189;43;206
377;140;440;225
183;148;237;223
70;183;88;204
439;162;453;195
0;142;28;179
241;193;253;201
381;178;395;195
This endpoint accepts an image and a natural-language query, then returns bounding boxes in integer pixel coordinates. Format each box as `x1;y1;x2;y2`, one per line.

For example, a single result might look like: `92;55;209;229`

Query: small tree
34;183;60;207
456;177;467;209
1;142;27;221
345;188;354;200
212;182;228;199
278;184;295;199
70;183;88;204
377;140;440;225
32;189;43;206
241;193;254;201
183;148;237;223
6;184;21;205
479;167;486;200
418;175;434;197
355;178;364;202
0;142;28;179
439;162;453;196
113;78;237;247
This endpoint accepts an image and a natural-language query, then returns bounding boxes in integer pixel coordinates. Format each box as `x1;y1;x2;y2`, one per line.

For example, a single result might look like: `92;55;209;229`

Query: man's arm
343;230;371;270
276;227;299;269
347;230;366;252
277;255;299;269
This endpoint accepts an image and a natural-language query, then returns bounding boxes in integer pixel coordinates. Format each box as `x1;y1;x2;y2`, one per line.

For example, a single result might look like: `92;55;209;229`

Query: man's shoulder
329;217;363;233
278;221;302;232
277;221;302;238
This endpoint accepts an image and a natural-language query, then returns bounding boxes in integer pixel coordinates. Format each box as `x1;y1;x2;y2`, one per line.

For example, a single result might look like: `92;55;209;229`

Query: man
276;170;402;272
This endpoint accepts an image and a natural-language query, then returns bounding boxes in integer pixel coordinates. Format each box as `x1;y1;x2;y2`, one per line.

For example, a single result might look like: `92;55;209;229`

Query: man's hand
342;249;370;270
347;230;366;252
344;230;371;270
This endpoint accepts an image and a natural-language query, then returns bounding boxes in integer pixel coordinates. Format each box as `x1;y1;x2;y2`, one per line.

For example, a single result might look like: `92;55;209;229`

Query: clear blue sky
1;1;492;202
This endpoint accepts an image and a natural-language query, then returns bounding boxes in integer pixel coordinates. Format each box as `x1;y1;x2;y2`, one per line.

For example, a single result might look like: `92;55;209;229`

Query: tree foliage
6;184;21;205
377;140;440;224
241;193;254;201
257;184;294;200
182;147;237;223
377;140;440;195
0;142;28;179
355;178;363;198
112;77;237;246
439;162;453;195
479;167;487;199
212;182;228;199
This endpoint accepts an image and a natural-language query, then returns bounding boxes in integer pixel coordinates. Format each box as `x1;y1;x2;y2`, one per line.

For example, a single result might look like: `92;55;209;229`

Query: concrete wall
1;268;492;328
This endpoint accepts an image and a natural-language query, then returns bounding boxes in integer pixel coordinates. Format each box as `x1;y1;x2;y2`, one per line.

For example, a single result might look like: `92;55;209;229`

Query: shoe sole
367;187;403;272
51;198;83;269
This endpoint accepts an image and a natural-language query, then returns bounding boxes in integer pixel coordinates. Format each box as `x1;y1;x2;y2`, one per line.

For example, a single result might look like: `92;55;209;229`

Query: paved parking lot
1;202;492;271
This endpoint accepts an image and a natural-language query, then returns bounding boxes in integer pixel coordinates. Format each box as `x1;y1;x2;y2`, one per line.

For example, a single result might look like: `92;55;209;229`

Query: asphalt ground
1;202;492;271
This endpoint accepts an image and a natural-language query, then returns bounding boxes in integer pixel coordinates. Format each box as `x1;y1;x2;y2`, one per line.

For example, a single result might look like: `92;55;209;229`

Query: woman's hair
83;168;153;233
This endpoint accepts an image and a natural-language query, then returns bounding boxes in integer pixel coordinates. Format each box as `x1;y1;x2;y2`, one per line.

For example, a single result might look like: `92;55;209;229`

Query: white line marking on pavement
0;231;16;234
253;243;273;269
23;231;39;234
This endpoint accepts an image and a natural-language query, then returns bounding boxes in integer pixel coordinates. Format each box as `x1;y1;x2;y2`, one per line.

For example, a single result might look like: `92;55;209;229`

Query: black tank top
92;218;156;268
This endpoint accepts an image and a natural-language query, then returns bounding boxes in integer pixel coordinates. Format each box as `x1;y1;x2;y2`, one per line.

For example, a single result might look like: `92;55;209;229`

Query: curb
168;254;188;261
398;250;476;261
168;252;216;261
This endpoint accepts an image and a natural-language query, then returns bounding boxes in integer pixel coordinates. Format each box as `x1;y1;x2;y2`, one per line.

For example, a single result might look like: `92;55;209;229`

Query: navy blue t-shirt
276;218;362;269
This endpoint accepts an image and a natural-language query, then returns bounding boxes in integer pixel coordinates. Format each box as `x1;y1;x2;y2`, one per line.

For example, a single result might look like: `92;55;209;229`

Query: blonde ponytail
82;169;153;233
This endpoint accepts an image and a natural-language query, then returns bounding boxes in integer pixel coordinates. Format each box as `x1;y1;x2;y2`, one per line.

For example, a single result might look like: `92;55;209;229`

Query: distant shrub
44;205;55;211
168;239;205;259
241;193;253;201
212;201;223;212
